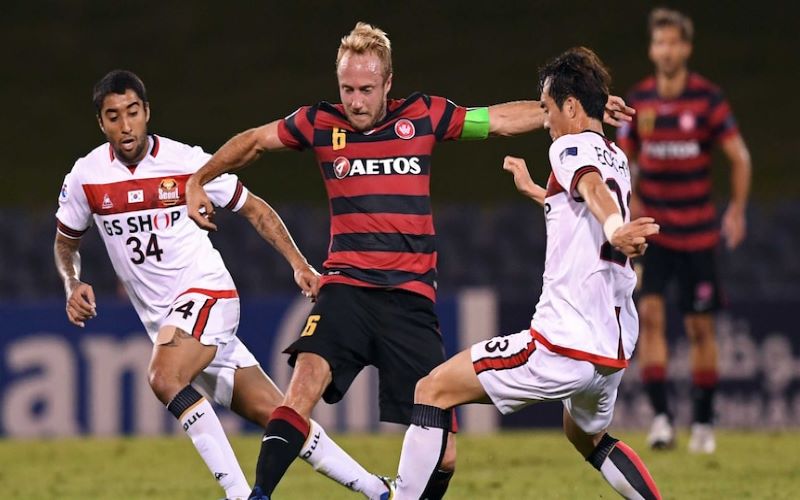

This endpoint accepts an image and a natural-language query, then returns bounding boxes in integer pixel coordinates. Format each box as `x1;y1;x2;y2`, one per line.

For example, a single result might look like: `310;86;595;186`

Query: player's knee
640;311;663;336
685;319;715;347
147;366;182;404
293;353;332;387
414;372;447;407
639;297;664;333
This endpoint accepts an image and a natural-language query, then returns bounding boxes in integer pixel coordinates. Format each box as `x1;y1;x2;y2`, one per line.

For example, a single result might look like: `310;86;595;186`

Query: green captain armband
460;107;490;140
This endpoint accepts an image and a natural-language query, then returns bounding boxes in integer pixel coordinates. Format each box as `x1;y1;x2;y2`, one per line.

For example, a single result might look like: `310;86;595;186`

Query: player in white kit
393;49;663;499
53;70;394;500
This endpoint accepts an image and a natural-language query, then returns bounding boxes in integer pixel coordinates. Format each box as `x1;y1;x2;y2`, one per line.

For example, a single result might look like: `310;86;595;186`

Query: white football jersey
530;131;638;368
56;135;248;337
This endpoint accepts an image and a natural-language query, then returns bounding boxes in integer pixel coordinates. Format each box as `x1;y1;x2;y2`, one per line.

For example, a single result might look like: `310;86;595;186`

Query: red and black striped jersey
616;72;739;251
277;93;466;302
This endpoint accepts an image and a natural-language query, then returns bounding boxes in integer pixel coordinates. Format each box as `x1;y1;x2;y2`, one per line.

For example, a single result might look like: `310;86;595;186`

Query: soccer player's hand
604;95;635;127
66;279;96;328
502;156;546;206
610;217;660;258
721;204;746;249
294;264;321;301
186;176;217;231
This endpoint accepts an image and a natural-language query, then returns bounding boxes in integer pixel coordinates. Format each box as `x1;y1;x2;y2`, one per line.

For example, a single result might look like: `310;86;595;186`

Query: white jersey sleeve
184;145;249;212
548;138;601;201
56;165;92;238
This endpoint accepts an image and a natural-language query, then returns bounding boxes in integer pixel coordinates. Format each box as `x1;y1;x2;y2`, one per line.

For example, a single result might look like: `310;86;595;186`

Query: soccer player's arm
190;119;287;184
54;171;96;327
712;96;752;250
501;156;546;206
236;194;320;299
485;96;635;137
575;172;658;258
188;108;313;230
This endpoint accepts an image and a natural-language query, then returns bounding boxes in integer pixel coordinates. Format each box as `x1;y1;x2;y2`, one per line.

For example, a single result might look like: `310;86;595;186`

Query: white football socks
169;386;250;499
300;419;388;499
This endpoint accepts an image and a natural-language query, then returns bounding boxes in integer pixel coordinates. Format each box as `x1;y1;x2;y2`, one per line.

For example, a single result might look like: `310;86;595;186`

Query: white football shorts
160;290;258;407
471;329;624;434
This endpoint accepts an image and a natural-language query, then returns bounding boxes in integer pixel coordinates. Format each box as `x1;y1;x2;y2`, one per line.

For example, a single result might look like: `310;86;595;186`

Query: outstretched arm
576;172;659;258
487;96;635;137
236;194;320;300
488;101;546;137
719;133;752;249
502;156;546;206
187;120;286;231
54;232;96;327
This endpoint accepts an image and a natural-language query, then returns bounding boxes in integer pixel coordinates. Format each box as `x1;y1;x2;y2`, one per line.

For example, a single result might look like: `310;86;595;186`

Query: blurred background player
616;8;752;453
393;47;661;500
55;69;391;500
186;22;634;500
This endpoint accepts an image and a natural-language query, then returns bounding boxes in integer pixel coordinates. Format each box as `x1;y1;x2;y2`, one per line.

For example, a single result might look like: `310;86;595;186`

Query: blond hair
649;8;694;42
336;22;393;78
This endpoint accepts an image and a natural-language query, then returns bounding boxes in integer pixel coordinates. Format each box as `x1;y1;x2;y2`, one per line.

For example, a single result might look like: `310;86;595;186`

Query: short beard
658;62;686;80
348;101;387;132
114;139;147;165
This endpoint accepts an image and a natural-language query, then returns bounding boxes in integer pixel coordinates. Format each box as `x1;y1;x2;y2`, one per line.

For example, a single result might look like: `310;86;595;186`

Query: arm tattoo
251;202;306;267
54;234;82;293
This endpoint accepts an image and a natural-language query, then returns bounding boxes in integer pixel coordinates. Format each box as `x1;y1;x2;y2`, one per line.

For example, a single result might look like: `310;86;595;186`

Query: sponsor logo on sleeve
559;146;578;163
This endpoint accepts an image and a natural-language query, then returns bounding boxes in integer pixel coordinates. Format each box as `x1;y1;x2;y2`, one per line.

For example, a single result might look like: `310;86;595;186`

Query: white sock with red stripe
167;385;250;499
586;433;661;500
396;404;451;499
300;419;387;498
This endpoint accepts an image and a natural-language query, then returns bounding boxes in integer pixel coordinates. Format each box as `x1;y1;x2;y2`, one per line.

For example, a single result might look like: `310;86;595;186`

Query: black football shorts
284;283;447;425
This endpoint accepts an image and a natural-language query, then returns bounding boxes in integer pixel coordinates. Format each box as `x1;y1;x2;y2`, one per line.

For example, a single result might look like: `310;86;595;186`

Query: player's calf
167;385;250;499
253;405;310;497
586;433;661;500
396;403;452;499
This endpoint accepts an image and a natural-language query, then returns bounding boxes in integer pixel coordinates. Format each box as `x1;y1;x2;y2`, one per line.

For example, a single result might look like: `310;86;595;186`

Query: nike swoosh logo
262;435;289;443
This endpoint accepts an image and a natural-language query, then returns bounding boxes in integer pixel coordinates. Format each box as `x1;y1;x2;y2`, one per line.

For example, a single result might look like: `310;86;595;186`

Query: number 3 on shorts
301;315;321;337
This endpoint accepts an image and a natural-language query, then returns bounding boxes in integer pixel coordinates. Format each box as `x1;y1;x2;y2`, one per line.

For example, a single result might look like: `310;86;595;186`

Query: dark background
1;0;795;208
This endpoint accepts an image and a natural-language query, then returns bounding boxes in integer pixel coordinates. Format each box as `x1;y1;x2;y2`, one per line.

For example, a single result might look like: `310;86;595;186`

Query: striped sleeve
707;91;738;144
56;218;88;239
206;174;248;211
55;169;92;239
428;96;467;142
277;106;315;150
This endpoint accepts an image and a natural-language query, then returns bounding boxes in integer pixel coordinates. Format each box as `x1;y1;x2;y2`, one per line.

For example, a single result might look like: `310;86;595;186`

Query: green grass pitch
2;430;799;498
